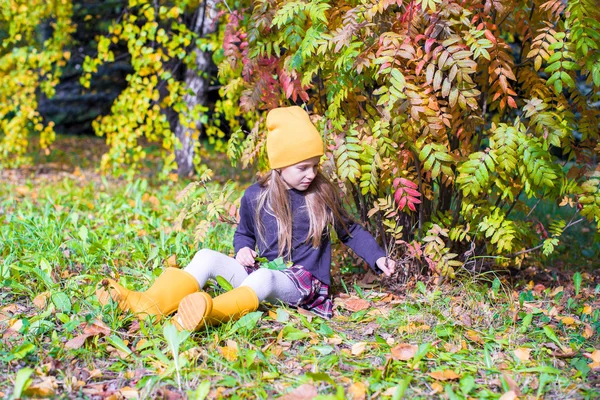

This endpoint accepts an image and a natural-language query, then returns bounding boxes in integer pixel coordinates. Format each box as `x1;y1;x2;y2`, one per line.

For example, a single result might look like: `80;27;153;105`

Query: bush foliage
2;0;600;276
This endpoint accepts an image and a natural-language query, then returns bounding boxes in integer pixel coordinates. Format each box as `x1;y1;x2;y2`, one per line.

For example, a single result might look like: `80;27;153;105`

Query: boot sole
177;292;213;331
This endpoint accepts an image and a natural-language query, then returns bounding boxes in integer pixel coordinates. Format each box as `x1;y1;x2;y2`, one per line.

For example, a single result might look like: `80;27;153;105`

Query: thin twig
504;217;585;258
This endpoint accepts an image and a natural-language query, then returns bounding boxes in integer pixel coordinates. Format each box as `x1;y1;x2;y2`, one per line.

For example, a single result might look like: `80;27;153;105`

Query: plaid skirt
244;265;333;319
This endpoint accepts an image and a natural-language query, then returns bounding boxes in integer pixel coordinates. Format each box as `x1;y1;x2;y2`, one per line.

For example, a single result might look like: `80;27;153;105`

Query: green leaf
164;321;188;390
11;368;34;400
282;325;310;341
215;276;234;291
106;334;134;358
79;225;89;242
573;272;582;296
542;325;566;350
229;311;263;335
51;292;72;313
311;345;334;355
392;376;412;400
187;381;211;400
459;375;475;395
10;342;35;361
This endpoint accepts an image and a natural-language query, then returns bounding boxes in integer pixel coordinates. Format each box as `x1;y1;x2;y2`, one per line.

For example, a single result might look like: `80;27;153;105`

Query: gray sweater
233;183;386;285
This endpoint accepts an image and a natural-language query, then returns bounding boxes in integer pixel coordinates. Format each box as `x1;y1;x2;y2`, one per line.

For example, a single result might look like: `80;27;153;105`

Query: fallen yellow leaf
550;286;564;296
166;254;177;268
391;343;418;361
499;390;518;400
219;340;239;362
584;350;600;363
398;322;431;334
444;342;462;353
352;342;368;356
33;292;51;309
348;381;367;400
465;330;484;344
560;316;575;325
429;369;461;381
514;347;531;362
381;387;396;396
583;324;593;339
24;377;57;397
431;382;443;393
118;386;139;399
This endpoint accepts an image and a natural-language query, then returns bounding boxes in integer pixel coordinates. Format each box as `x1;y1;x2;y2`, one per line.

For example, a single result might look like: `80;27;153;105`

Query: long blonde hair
255;170;350;260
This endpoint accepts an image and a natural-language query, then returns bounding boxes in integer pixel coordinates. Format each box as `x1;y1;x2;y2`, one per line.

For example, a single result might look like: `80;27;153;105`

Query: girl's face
279;156;320;191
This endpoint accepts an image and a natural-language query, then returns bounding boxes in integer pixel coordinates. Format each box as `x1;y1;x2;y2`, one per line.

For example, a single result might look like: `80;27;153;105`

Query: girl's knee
192;248;220;263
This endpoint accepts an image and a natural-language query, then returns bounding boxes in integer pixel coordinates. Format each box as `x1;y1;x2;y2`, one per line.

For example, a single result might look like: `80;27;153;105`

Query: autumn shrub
2;0;600;279
213;0;600;278
0;0;74;166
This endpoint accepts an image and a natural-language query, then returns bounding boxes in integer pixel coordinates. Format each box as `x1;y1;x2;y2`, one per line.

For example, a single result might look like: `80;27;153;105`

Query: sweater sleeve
335;218;387;273
233;191;257;254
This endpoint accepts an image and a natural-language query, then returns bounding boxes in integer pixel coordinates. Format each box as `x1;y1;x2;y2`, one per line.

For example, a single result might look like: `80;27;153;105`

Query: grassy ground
0;136;599;399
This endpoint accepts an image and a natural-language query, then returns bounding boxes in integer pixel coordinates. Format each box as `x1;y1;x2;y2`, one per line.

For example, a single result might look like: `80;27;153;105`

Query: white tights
183;249;303;305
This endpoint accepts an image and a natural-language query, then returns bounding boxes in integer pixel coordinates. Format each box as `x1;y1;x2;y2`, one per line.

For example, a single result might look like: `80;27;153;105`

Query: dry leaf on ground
280;384;318;400
429;370;461;381
499;390;518;400
348;382;367;400
344;298;371;312
352;342;368;356
391;343;418;361
514;347;531;362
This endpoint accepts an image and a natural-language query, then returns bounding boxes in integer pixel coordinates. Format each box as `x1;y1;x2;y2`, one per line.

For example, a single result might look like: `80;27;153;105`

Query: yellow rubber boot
176;286;259;331
96;268;199;319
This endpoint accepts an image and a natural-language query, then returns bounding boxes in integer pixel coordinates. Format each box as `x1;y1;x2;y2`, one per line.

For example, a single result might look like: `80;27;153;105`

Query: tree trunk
174;0;218;177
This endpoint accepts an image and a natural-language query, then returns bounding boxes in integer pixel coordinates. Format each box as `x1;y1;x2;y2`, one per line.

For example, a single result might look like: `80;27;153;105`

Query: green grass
1;136;599;399
1;172;599;399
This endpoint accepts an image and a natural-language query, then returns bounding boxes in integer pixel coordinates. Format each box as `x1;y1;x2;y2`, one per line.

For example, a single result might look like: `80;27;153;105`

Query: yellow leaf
514;348;531;362
499;390;518;400
584;350;600;363
560;316;575;325
444;342;461;353
348;381;367;400
465;330;484;344
219;340;239;362
550;286;564;296
16;186;30;196
381;387;396;396
166;254;177;268
428;369;461;381
24;377;57;397
583;305;592;315
33;292;51;309
431;382;443;393
352;342;368;356
583;324;593;339
391;343;418;360
118;386;139;399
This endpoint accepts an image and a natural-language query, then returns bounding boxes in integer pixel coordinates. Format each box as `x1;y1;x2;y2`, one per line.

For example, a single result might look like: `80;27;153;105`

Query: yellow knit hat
266;106;324;169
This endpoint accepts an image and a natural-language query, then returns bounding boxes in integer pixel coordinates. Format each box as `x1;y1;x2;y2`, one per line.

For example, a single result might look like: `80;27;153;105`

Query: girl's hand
236;247;257;267
376;257;396;277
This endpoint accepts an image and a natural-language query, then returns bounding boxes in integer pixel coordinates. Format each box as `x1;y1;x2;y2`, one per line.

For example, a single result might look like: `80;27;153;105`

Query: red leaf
484;29;497;43
408;196;422;204
394;188;404;204
404;187;421;197
398;196;407;210
398;178;418;189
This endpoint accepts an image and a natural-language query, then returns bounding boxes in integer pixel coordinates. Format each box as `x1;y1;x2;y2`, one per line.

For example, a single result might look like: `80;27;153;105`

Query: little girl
97;106;395;330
